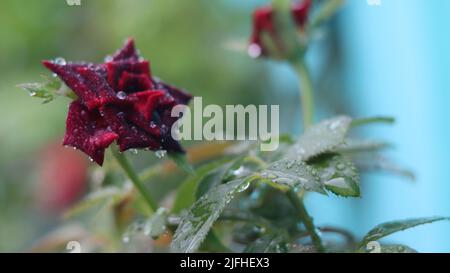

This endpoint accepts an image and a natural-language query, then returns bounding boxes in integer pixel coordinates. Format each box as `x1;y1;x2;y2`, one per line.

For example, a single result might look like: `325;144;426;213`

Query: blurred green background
0;0;296;251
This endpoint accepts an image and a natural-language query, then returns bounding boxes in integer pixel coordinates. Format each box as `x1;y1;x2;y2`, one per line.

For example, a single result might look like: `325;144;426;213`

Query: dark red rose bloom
43;39;192;165
249;0;312;57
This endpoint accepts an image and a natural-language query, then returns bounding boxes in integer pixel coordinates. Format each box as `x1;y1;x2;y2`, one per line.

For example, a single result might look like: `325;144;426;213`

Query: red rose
43;39;192;165
249;0;312;58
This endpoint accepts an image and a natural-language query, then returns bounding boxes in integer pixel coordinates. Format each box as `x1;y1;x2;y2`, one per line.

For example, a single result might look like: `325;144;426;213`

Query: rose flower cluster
43;39;192;165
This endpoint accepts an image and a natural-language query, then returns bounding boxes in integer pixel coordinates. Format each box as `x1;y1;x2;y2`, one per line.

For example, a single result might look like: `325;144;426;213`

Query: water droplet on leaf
155;150;167;159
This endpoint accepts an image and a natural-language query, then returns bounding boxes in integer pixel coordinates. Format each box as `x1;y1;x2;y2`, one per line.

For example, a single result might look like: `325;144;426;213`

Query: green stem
112;147;158;213
292;60;314;129
286;189;325;253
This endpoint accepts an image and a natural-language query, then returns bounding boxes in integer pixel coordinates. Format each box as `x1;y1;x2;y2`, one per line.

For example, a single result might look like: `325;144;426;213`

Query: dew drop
116;91;127;100
286;161;295;169
328;120;341;130
325;178;348;189
129;149;138;155
104;55;113;62
155;150;167;159
54;57;66;65
237;181;250;193
336;163;346;171
232;166;247;177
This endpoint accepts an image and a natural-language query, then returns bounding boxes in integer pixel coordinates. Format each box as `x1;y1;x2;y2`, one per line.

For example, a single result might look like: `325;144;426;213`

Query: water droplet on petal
54;57;66;65
104;55;113;62
117;91;127;100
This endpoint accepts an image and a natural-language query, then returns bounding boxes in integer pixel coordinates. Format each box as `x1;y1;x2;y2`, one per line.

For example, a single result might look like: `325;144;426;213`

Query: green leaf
259;159;326;194
379;244;417;253
122;208;169;242
286;116;352;161
195;157;247;200
351;116;395;128
18;82;54;103
63;187;125;219
199;230;231;253
244;233;288;253
334;139;391;154
171;177;255;253
171;158;233;214
144;207;169;239
17;76;75;104
360;217;450;248
380;244;417;253
309;154;360;197
168;152;194;174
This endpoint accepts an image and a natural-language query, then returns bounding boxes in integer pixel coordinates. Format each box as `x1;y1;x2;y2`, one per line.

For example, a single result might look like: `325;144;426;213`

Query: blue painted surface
308;0;450;252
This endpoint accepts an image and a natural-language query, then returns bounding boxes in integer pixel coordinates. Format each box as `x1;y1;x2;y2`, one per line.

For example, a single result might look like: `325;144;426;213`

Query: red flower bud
249;0;312;58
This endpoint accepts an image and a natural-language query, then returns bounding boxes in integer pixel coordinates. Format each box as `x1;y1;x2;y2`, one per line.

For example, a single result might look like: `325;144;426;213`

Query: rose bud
249;0;312;59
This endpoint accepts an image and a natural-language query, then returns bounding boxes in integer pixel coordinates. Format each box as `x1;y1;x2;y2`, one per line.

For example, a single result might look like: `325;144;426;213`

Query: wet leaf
259;159;326;194
334;139;391;153
379;244;417;253
360;217;450;248
351;116;395;128
63;186;126;219
171;177;254;253
172;158;233;214
309;154;360;197
17;76;74;103
144;207;169;239
286;116;352;161
196;158;246;199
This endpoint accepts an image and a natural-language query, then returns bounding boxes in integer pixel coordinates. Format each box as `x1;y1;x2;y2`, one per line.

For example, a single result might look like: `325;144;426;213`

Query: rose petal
112;38;139;61
100;106;161;152
152;77;192;106
106;60;151;92
63;100;118;165
118;71;153;93
43;61;117;110
291;0;312;27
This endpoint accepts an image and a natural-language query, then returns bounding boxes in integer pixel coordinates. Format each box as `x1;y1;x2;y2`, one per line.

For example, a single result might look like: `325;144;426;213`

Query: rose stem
292;60;314;129
286;58;325;252
112;147;158;212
